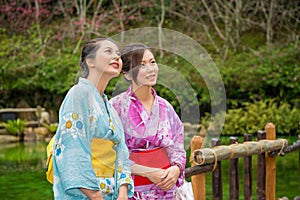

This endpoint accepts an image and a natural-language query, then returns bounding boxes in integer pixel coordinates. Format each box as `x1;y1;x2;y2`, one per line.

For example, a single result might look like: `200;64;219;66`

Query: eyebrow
103;46;120;52
141;57;155;62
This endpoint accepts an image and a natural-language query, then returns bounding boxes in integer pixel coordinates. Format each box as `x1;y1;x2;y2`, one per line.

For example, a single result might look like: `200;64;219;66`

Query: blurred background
0;0;299;199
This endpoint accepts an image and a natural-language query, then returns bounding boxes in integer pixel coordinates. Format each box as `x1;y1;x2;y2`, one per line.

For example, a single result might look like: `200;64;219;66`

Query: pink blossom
73;20;84;26
128;15;135;20
56;31;63;41
4;5;13;12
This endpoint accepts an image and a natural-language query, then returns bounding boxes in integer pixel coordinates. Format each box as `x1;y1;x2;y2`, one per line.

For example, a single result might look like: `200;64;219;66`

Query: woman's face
134;49;158;87
91;40;122;78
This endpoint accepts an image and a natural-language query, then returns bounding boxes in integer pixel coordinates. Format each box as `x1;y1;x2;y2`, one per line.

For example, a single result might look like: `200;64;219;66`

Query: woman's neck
133;85;154;113
87;74;109;96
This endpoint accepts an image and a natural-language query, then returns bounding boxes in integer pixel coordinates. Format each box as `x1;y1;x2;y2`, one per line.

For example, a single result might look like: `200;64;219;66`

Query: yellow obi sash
91;138;116;178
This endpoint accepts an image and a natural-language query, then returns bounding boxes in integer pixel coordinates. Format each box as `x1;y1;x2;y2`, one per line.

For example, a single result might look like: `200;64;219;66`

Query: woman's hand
117;184;128;200
156;166;180;191
80;188;104;200
131;164;165;185
144;168;166;185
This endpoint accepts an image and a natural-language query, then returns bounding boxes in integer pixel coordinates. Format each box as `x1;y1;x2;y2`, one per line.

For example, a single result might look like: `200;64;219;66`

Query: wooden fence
184;123;300;200
0;106;45;128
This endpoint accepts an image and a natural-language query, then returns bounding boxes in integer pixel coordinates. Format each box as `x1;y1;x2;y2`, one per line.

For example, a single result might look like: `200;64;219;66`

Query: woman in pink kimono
110;43;186;199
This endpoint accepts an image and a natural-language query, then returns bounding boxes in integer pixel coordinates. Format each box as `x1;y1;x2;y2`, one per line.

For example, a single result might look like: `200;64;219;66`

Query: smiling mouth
146;74;156;79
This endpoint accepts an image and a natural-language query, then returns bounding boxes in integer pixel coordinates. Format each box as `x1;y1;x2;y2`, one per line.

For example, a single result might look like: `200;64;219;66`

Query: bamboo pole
269;139;300;156
185;164;213;177
190;135;206;200
265;123;276;200
193;138;287;166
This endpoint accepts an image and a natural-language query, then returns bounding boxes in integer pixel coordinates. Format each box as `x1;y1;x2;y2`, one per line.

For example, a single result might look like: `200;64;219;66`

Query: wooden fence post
190;136;206;200
257;130;266;199
229;137;239;200
265;123;276;200
212;138;222;200
244;134;252;200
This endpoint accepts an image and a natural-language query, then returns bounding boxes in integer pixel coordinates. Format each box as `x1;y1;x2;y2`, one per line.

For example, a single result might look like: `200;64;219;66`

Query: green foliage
42;123;58;134
218;45;300;106
0;27;79;95
154;53;210;123
1;2;300;125
1;119;26;136
201;99;300;135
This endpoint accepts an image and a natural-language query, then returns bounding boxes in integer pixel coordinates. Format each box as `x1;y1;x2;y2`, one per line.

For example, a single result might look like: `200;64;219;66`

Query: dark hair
121;43;151;83
79;38;117;78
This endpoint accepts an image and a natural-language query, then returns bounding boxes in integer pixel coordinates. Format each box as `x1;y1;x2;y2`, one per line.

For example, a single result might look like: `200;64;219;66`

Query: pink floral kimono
110;86;186;199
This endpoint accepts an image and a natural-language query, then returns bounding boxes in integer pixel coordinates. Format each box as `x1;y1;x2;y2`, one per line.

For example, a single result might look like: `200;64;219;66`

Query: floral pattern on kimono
110;86;186;200
52;78;133;200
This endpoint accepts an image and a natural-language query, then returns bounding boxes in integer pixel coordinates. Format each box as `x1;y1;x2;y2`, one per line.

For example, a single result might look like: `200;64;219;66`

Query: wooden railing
184;123;300;200
0;106;45;128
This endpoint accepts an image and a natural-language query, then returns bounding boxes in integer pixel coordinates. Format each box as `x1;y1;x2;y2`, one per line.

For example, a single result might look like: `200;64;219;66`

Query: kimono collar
78;78;108;100
126;85;157;101
125;84;167;139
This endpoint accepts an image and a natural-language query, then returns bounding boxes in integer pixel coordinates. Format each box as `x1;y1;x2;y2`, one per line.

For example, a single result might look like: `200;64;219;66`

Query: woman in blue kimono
52;38;134;200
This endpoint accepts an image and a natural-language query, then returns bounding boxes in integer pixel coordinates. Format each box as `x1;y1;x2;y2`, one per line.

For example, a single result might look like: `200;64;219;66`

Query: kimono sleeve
166;102;186;187
111;107;134;198
53;88;100;197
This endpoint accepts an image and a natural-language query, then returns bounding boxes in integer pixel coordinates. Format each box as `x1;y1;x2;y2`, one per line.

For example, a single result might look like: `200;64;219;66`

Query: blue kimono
52;78;134;199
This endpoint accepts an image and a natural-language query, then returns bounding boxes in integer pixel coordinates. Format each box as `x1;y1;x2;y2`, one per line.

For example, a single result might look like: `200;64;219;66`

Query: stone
0;135;19;143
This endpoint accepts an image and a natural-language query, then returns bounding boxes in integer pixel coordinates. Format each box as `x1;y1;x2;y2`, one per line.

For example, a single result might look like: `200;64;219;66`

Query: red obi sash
130;147;171;186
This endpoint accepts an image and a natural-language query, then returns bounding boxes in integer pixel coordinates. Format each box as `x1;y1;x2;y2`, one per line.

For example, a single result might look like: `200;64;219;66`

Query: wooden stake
265;123;276;200
190;135;206;200
212;138;222;200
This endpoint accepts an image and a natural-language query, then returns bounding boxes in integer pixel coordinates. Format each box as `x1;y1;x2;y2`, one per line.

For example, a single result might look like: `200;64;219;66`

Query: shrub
1;119;26;139
201;99;300;136
218;45;300;106
42;123;58;135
